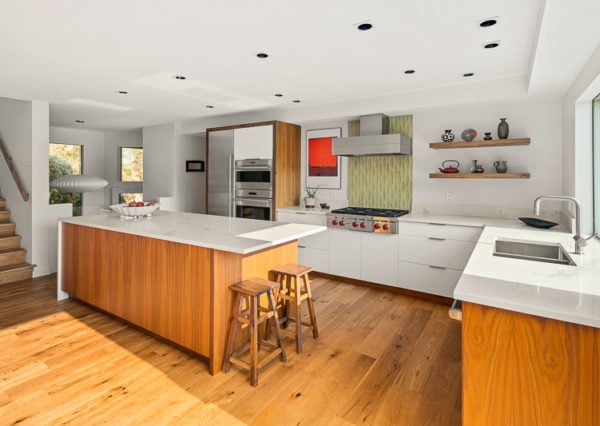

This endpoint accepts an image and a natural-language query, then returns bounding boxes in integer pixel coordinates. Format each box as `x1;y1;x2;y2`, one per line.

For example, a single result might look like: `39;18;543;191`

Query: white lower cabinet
397;223;482;297
328;229;361;279
360;233;399;286
397;261;463;297
278;209;483;298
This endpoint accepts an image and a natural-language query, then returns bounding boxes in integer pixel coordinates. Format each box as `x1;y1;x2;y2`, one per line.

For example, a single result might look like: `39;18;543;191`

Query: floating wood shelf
429;173;530;179
429;138;530;149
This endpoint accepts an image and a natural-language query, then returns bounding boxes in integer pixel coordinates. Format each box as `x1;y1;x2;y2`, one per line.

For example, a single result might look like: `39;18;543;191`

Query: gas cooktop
326;207;410;233
330;207;410;218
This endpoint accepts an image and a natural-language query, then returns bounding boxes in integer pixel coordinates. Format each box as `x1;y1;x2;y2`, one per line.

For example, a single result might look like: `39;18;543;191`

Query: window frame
593;95;600;235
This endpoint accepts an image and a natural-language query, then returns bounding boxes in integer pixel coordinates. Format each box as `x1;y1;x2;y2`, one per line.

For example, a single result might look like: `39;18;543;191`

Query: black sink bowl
518;217;559;229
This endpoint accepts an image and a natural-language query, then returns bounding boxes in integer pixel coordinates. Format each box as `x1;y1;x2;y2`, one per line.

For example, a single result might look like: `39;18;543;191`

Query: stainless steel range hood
332;113;412;156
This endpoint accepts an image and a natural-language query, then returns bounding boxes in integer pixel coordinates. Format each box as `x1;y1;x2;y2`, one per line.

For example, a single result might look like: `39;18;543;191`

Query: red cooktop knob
383;224;389;231
360;222;366;228
374;223;380;229
352;221;358;228
339;220;345;227
331;219;338;225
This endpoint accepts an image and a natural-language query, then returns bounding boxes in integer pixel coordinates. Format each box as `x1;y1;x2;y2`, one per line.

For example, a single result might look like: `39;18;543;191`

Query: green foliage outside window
49;143;83;216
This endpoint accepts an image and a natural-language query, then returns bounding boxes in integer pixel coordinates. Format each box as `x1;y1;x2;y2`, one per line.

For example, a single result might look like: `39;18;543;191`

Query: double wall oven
234;159;273;220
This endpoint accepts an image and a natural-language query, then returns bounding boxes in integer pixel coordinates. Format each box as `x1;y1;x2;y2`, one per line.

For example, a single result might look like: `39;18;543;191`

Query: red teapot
439;160;460;173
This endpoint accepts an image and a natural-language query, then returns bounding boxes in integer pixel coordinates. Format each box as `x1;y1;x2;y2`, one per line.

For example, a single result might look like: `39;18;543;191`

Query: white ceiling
0;0;598;131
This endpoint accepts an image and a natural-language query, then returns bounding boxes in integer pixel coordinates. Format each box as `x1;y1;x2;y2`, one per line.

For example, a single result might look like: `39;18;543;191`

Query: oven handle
235;165;272;172
234;198;273;208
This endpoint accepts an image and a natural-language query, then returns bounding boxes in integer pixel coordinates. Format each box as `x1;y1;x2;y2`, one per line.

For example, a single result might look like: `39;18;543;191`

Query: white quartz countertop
60;210;325;254
455;226;600;327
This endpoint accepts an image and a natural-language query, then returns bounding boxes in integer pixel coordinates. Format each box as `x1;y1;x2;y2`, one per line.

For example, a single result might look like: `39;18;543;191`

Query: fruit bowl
110;203;160;218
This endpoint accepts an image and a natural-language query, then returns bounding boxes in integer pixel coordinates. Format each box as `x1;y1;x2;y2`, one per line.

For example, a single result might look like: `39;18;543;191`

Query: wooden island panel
462;302;600;425
62;223;211;357
62;223;297;375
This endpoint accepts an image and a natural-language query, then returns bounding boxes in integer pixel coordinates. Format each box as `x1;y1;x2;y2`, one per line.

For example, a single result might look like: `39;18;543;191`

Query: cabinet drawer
298;247;328;273
396;222;482;242
277;211;326;226
398;235;476;269
298;228;328;250
397;261;463;298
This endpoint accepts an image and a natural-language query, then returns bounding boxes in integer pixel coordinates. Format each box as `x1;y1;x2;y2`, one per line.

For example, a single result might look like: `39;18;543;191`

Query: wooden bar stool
222;278;286;387
270;263;319;353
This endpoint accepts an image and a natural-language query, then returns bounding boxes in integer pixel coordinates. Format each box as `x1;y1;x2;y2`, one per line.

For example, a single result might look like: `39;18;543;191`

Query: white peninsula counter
58;210;325;374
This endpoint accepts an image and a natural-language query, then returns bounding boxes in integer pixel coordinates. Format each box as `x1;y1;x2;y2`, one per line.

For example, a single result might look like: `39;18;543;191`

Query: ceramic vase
441;129;455;142
470;160;479;173
493;160;508;173
498;118;509;139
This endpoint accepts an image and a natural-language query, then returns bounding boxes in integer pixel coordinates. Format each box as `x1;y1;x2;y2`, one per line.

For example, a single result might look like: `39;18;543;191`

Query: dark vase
498;118;509;139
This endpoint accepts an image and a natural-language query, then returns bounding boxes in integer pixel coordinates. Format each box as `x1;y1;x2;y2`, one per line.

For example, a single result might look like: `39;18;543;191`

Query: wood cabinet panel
462;302;600;425
274;121;301;212
61;223;211;356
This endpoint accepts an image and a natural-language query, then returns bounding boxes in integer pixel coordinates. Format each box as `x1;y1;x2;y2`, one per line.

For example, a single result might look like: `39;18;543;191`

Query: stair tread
0;262;34;272
0;248;26;255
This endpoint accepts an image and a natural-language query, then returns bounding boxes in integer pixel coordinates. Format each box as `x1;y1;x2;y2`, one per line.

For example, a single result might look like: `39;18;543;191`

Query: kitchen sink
493;238;576;266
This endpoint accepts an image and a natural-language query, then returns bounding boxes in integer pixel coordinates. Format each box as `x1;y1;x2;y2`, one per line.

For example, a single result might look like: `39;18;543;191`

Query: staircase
0;198;34;284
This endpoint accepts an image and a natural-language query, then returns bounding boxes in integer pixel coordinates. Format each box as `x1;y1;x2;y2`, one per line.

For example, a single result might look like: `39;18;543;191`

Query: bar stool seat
270;263;319;353
222;278;286;386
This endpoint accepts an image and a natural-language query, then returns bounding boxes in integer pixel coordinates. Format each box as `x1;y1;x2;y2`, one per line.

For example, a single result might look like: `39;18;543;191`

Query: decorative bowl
518;217;559;229
320;203;330;210
461;128;477;142
110;203;160;218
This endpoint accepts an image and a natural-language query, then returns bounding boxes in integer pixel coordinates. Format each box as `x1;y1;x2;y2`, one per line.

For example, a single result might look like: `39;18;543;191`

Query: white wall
143;123;175;202
50;126;105;214
104;128;143;205
562;43;600;234
413;99;563;210
0;97;34;264
174;133;205;212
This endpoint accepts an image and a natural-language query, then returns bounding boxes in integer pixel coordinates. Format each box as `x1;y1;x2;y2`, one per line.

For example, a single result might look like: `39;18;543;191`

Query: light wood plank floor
0;274;461;425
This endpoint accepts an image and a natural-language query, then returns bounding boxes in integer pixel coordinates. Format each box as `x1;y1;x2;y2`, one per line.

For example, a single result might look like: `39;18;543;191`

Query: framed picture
306;127;342;189
186;160;205;172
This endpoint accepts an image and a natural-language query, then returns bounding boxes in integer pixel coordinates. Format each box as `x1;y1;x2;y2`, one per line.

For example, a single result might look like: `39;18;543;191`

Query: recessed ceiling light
206;105;214;109
463;72;475;77
483;41;500;49
357;22;373;31
116;90;128;94
75;120;85;123
404;69;416;74
174;75;187;80
274;93;283;97
256;53;269;59
293;100;301;103
479;17;498;28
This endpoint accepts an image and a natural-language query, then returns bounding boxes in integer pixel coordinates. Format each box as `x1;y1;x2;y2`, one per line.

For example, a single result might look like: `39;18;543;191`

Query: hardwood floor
0;274;461;425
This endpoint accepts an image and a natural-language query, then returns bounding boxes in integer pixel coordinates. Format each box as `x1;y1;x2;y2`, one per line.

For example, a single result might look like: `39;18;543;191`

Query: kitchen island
58;210;325;374
455;226;600;424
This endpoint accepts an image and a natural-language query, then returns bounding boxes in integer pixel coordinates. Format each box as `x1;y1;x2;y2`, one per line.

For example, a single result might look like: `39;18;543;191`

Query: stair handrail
0;135;30;202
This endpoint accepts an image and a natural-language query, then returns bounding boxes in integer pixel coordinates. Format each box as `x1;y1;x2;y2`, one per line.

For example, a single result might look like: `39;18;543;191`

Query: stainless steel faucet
534;196;586;254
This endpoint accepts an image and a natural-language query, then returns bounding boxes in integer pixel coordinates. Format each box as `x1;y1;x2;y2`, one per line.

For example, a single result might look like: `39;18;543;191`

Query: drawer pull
297;245;306;249
428;222;446;226
428;237;446;241
296;212;306;215
429;265;447;270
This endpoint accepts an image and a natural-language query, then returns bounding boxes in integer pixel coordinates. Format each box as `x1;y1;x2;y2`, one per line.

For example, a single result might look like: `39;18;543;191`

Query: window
120;147;143;182
49;143;83;216
593;95;600;233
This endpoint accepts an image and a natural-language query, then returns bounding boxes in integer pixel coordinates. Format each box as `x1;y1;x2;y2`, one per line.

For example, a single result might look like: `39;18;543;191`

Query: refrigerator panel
207;129;234;216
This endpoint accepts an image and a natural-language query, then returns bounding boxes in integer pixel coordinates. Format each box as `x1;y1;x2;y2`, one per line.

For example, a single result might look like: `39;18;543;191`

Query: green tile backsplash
348;115;413;209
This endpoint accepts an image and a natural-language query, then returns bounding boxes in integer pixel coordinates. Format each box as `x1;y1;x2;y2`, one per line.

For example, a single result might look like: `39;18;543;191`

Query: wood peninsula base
60;223;297;374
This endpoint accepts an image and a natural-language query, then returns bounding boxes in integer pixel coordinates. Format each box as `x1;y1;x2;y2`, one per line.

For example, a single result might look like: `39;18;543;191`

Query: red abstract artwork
308;137;338;177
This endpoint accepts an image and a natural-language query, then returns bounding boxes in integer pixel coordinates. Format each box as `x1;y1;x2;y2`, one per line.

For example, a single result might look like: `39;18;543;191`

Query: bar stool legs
223;278;286;386
272;263;319;353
